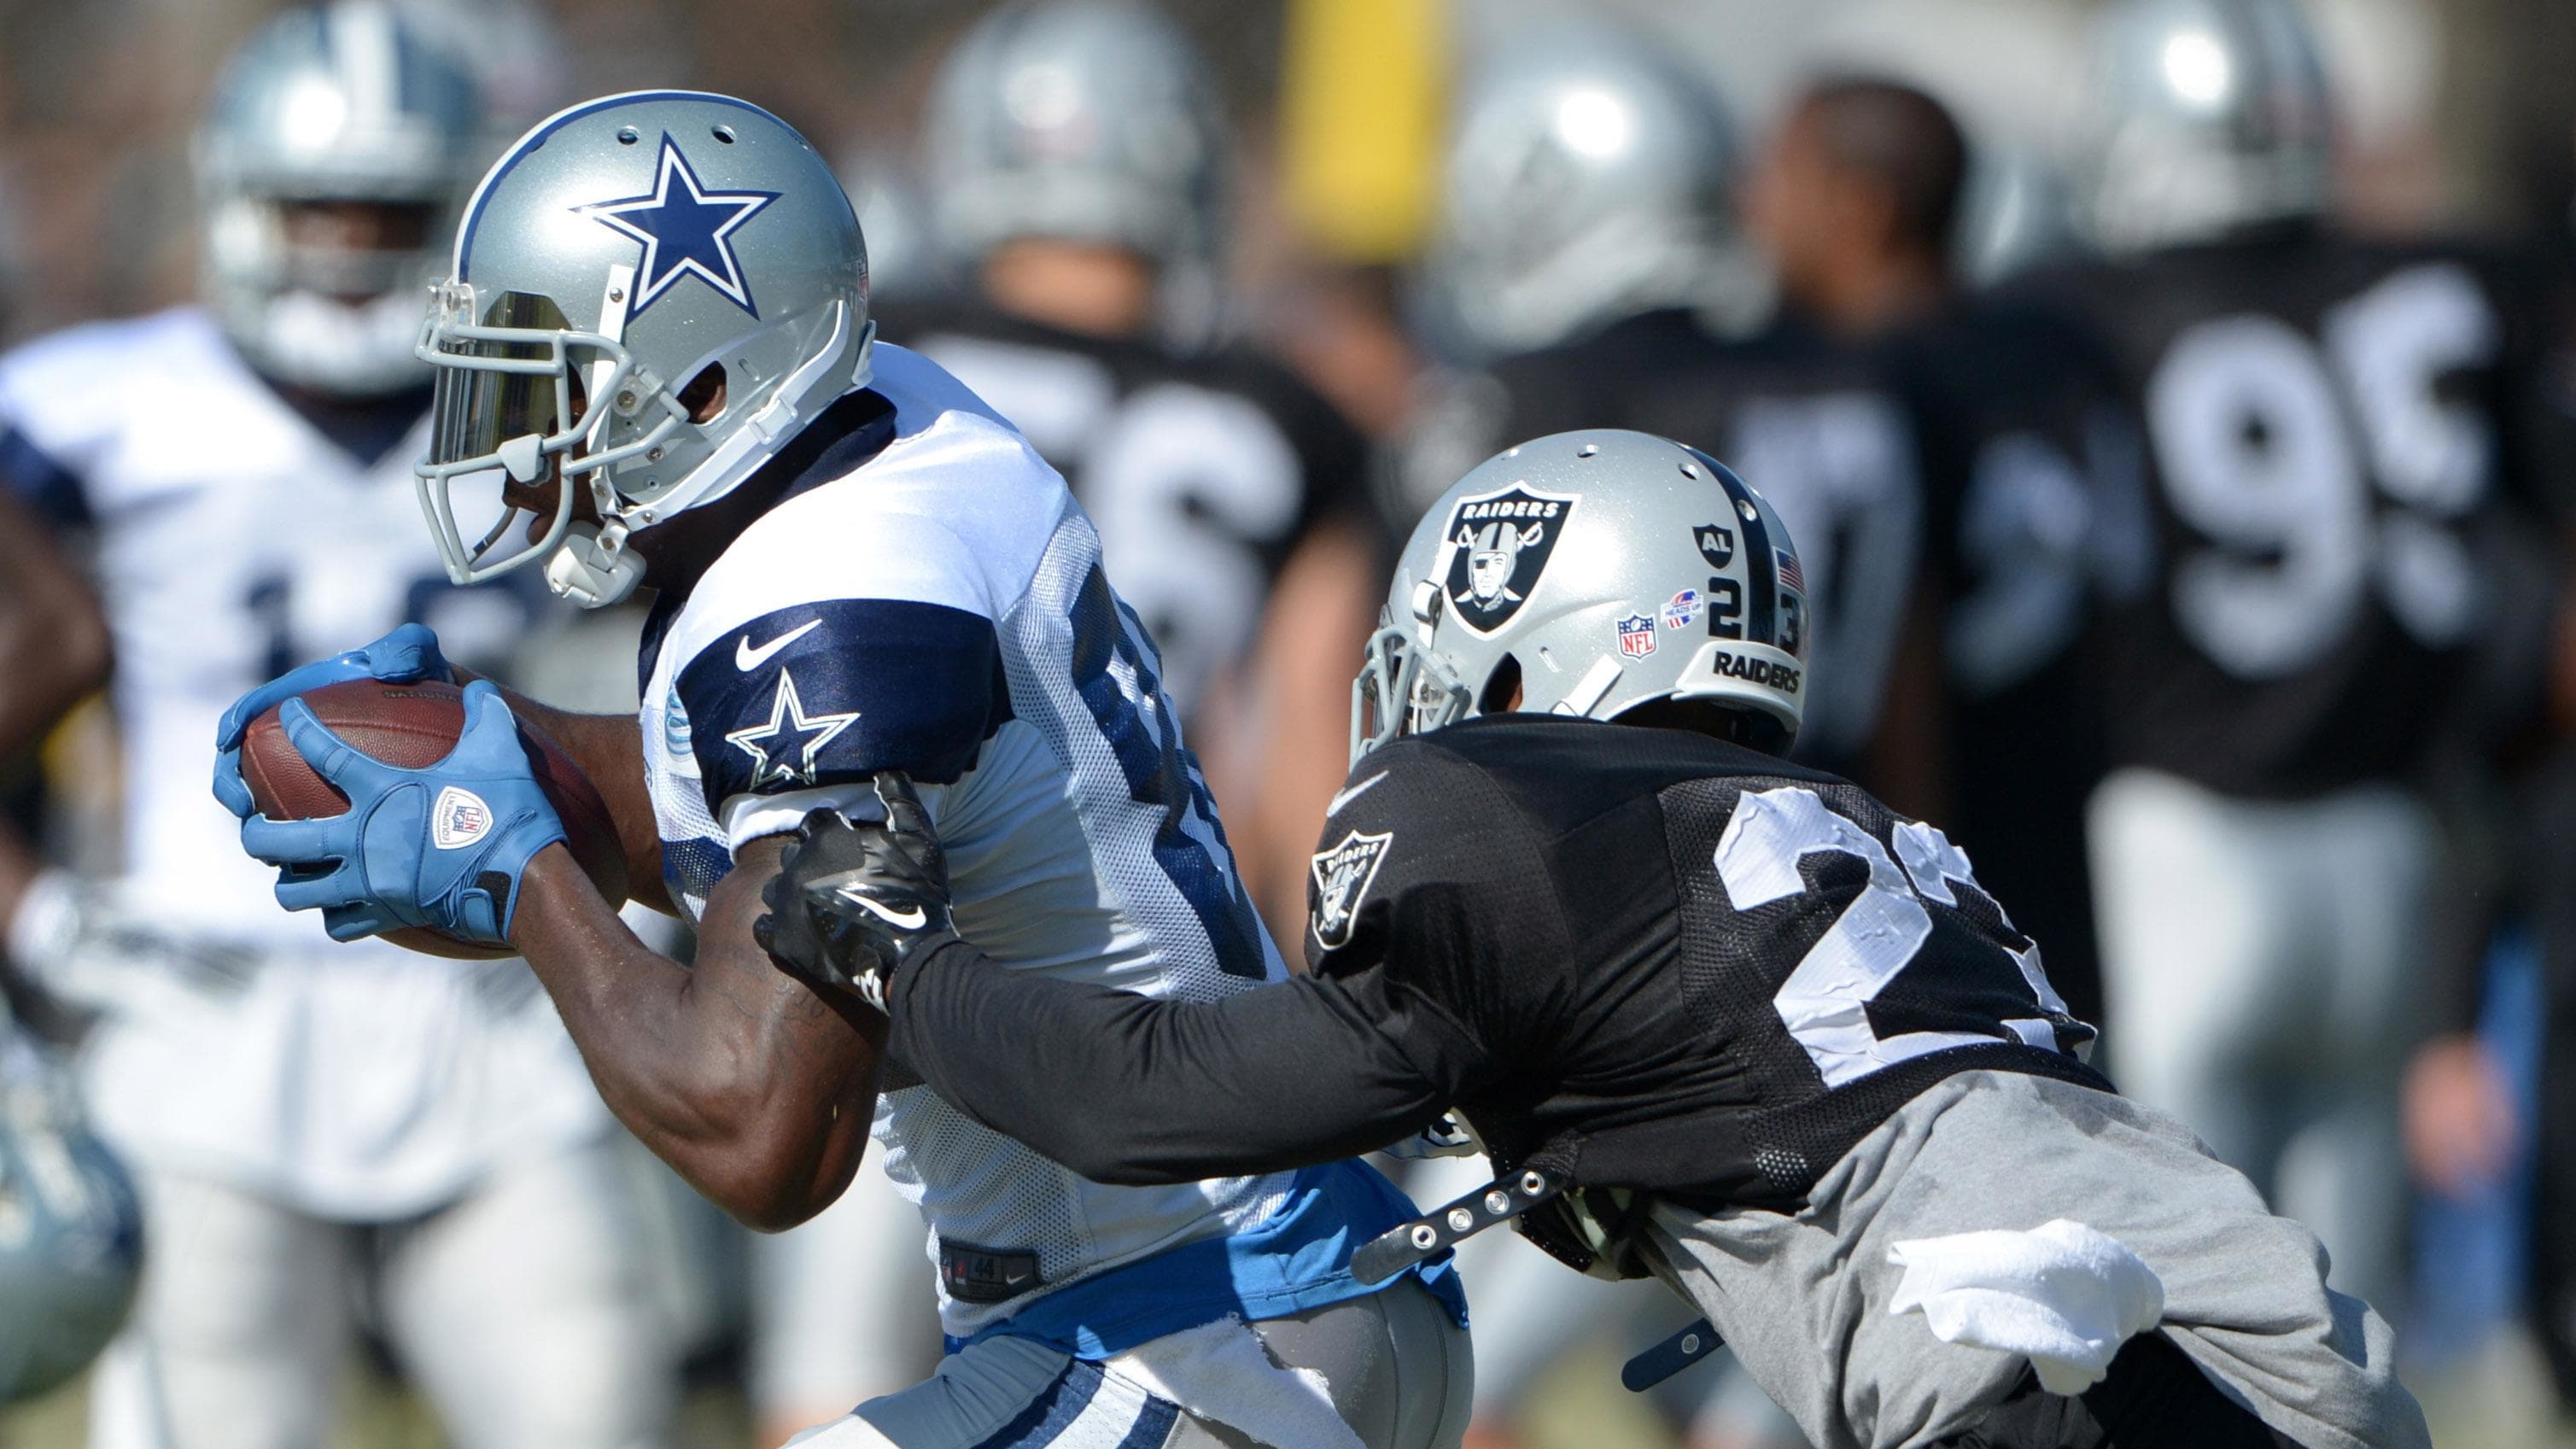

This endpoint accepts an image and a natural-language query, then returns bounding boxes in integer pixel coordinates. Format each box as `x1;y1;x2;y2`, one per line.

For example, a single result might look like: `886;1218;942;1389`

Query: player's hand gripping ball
231;678;627;957
757;773;952;1008
211;622;452;817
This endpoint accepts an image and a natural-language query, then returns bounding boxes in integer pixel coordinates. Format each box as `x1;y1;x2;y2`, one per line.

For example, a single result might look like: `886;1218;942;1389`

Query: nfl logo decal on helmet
1617;614;1656;659
1309;829;1393;949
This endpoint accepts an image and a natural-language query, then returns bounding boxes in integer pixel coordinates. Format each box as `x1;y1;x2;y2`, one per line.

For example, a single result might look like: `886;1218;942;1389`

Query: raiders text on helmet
1354;429;1808;762
1416;20;1755;364
2082;0;2334;253
196;0;497;396
921;0;1229;273
415;91;874;607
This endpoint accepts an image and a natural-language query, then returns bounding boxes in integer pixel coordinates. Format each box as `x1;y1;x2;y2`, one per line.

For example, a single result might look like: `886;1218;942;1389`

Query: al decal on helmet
1442;483;1579;634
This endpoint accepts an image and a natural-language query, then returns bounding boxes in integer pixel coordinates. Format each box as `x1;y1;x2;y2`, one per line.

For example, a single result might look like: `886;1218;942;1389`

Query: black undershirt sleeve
884;937;1481;1186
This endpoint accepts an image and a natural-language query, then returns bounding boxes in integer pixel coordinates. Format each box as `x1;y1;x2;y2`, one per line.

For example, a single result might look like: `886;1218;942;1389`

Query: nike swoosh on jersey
735;618;823;672
1326;772;1388;816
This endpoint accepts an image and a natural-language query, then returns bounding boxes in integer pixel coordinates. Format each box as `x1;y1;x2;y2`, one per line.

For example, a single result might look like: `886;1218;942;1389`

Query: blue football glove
235;680;564;947
212;623;453;819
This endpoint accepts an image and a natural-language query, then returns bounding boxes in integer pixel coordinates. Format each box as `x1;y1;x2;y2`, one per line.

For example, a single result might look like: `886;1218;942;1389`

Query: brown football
240;678;629;959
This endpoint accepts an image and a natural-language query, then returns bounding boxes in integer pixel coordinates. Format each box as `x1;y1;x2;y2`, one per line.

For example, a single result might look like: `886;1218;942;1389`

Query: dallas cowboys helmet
1355;429;1808;762
196;0;495;396
0;1020;143;1404
1417;22;1750;364
2082;0;2334;253
921;0;1229;272
416;91;873;608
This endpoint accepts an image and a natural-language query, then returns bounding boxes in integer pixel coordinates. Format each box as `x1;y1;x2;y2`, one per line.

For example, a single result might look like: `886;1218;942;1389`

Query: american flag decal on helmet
1774;549;1804;594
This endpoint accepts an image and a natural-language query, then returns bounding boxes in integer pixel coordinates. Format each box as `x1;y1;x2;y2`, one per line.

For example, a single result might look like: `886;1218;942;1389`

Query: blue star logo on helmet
576;136;780;318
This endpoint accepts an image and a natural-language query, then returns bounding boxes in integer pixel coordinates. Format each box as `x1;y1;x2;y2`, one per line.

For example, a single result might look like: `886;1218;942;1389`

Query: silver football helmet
1355;429;1808;762
1416;22;1751;364
0;1018;143;1404
2082;0;2334;253
921;0;1228;272
195;0;495;396
415;91;873;608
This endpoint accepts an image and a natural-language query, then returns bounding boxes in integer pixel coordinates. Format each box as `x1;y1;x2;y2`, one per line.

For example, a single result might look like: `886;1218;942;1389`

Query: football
238;678;630;959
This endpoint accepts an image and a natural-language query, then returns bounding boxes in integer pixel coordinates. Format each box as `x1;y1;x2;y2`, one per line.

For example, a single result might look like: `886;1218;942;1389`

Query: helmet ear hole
1478;653;1524;715
677;363;728;424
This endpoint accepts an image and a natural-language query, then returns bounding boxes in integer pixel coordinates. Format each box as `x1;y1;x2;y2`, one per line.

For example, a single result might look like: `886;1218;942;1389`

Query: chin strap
544;520;646;609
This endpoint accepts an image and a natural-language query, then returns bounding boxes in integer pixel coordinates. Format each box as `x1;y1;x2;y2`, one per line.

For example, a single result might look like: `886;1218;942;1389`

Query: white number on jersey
2145;261;2497;679
1714;786;2069;1088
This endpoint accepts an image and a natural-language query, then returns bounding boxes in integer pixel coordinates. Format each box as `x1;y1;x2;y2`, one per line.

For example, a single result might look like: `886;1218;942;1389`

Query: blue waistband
945;1160;1469;1361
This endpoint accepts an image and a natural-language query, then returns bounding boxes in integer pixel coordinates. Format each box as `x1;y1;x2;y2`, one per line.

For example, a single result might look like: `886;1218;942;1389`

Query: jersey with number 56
2013;231;2566;796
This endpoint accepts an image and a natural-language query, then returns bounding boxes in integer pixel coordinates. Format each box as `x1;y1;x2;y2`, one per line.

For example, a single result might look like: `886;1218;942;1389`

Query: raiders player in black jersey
762;430;2424;1449
891;0;1379;935
1403;26;1925;807
2006;0;2573;1322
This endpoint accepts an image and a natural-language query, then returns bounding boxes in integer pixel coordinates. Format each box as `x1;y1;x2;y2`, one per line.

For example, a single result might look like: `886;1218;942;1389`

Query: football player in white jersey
0;9;674;1449
214;91;1472;1449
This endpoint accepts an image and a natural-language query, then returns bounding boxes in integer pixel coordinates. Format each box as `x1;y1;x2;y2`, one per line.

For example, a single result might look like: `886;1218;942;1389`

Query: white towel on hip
1886;1218;2167;1394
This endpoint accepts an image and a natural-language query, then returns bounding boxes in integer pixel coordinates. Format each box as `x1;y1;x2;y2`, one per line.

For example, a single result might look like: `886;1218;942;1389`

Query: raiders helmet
921;0;1228;272
0;1020;143;1404
415;91;873;608
1416;21;1751;364
2082;0;2333;253
196;0;496;396
1355;429;1808;762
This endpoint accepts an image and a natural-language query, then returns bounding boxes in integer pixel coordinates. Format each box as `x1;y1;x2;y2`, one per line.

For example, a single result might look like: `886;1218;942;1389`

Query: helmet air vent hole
616;126;640;144
712;125;738;144
1736;499;1758;521
1679;462;1699;478
1578;443;1598;458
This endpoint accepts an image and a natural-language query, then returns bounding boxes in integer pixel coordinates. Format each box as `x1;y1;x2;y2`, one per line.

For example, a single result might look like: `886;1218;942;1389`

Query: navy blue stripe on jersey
1066;563;1266;979
0;425;88;528
675;596;1011;803
662;835;733;905
972;1357;1103;1448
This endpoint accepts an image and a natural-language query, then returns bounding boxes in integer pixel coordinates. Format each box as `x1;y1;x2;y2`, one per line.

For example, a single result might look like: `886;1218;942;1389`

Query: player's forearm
456;668;671;914
509;844;880;1230
0;497;108;759
886;942;1461;1185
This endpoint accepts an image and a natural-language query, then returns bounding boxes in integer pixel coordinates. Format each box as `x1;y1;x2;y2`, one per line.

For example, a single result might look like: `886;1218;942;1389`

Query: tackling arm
508;833;882;1230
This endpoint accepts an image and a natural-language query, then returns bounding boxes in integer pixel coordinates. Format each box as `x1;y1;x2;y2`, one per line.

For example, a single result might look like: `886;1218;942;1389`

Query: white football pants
2088;767;2423;1320
86;1139;675;1449
751;1147;944;1429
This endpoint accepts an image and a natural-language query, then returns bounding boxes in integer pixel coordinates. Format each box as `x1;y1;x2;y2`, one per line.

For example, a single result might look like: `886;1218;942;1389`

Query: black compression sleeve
884;938;1476;1185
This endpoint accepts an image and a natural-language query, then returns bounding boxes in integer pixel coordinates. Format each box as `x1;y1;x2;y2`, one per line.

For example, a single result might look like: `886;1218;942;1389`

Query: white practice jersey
0;307;606;1216
639;344;1296;1336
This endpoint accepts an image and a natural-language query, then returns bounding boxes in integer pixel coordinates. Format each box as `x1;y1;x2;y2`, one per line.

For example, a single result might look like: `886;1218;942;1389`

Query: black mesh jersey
1304;714;2102;1208
1440;310;1925;779
885;300;1375;717
1883;295;2153;1025
2008;229;2570;797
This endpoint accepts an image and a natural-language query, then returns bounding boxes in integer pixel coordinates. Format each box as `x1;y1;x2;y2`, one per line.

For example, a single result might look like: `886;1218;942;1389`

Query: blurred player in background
896;0;1381;933
1749;73;2149;1027
2015;0;2571;1322
0;997;142;1411
1409;20;1930;809
0;9;674;1448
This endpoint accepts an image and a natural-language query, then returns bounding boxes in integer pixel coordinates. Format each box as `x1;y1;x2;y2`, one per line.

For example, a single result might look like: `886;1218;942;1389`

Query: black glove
756;772;952;1008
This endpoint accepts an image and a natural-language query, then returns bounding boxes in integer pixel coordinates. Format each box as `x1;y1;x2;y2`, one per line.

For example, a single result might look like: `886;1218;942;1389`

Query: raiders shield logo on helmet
1310;828;1393;949
1443;483;1579;634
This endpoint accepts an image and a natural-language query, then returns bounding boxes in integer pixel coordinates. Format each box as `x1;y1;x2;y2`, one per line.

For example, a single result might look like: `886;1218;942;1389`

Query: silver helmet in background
1415;22;1754;365
0;1016;143;1405
920;0;1230;274
416;91;873;608
2082;0;2334;253
195;0;496;396
1355;429;1808;762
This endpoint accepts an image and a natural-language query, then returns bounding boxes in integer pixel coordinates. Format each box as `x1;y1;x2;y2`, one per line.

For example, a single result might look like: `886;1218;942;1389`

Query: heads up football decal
1444;483;1579;634
1310;828;1393;949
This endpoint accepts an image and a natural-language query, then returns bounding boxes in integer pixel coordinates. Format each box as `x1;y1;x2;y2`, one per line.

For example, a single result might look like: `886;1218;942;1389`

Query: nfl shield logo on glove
431;786;492;850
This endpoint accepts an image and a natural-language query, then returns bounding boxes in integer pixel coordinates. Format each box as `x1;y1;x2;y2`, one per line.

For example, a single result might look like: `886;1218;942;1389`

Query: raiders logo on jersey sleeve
1310;828;1393;948
1443;483;1579;634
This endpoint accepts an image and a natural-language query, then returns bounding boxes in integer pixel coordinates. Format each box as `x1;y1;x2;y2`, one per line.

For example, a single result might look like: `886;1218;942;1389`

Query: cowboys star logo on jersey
723;669;859;788
576;136;781;318
1442;483;1579;634
1309;828;1393;949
